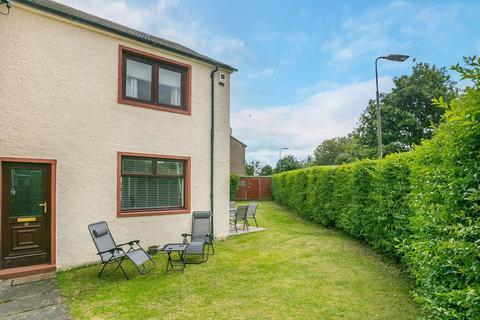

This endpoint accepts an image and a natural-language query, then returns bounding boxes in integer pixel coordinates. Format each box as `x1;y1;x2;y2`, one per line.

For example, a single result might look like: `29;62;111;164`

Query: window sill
117;208;190;218
118;97;191;115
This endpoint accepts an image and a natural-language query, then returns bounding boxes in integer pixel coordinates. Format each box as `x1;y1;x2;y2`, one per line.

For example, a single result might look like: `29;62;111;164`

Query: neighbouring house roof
230;135;247;148
15;0;237;72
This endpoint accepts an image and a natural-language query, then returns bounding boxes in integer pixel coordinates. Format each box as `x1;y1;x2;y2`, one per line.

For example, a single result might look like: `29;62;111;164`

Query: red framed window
117;152;191;217
118;46;192;115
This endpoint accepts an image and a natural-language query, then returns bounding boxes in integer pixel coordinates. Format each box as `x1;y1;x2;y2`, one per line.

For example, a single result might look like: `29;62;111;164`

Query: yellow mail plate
17;217;36;222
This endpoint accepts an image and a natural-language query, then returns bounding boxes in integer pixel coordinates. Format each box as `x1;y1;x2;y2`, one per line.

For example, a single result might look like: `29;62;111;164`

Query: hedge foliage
273;154;413;257
272;78;480;319
229;174;240;200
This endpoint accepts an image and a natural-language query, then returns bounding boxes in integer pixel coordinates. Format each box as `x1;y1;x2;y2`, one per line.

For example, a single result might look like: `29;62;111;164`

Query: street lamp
278;147;289;173
375;54;409;158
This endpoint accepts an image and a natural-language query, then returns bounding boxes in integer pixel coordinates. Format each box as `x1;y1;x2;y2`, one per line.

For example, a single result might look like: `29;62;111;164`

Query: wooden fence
236;176;272;200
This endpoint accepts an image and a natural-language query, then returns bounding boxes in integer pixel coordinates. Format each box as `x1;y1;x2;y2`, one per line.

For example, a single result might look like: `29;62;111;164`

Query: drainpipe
210;64;219;235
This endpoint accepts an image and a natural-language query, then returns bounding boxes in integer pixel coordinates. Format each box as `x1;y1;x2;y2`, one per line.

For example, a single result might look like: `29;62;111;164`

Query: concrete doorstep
0;272;70;319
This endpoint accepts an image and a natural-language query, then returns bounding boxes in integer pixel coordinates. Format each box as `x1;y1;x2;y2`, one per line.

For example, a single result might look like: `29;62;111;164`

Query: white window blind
121;157;185;211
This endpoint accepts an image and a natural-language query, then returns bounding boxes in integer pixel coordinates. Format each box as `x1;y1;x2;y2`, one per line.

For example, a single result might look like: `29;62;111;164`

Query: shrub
272;61;480;318
402;87;480;319
229;174;240;200
273;156;412;258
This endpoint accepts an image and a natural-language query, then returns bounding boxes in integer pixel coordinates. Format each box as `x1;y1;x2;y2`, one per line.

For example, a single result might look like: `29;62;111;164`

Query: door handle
39;202;47;214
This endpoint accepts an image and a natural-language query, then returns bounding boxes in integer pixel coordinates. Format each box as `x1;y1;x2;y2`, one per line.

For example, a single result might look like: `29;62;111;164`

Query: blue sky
59;0;480;165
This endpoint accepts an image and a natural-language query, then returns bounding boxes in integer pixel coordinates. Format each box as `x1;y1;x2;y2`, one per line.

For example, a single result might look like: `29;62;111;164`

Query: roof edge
230;135;247;147
15;0;237;72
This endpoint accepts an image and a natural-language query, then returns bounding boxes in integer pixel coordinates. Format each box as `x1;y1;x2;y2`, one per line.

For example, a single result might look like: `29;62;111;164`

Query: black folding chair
182;211;214;263
235;205;249;231
88;221;156;280
246;203;259;227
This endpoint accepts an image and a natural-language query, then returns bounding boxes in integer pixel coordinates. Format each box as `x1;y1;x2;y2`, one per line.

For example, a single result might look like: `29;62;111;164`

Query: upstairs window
119;46;191;114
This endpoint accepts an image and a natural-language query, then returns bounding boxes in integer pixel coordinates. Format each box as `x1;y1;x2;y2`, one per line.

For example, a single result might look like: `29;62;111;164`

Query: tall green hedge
272;84;480;319
273;155;412;257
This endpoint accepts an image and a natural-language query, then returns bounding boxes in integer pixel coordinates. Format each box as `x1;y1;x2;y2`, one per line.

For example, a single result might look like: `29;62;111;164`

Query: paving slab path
0;277;70;319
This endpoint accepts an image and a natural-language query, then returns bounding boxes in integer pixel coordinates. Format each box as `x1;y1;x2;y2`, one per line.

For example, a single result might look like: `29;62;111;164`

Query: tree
245;160;261;176
260;164;273;176
276;155;303;173
313;136;359;165
452;55;480;88
302;155;316;168
355;62;458;155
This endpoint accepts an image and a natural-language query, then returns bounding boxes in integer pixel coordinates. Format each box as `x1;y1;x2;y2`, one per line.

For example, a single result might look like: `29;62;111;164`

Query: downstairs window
118;154;190;216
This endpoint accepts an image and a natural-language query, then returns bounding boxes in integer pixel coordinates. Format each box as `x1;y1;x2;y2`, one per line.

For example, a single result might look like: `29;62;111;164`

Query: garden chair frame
246;203;259;228
182;211;214;263
88;221;156;280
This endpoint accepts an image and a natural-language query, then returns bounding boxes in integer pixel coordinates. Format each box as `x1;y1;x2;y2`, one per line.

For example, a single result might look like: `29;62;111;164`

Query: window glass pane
126;59;152;101
9;169;44;217
158;67;182;106
122;158;153;175
121;176;184;210
157;160;184;175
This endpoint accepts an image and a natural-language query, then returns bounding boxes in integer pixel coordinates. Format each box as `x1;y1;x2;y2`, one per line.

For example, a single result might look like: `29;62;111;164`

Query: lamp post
278;147;289;173
375;54;409;158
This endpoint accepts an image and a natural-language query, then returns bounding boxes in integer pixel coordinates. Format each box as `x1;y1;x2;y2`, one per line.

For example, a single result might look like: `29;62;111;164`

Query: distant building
230;136;247;175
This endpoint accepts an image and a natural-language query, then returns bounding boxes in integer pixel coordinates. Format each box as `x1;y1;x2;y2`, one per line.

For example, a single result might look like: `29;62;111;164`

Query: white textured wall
0;5;231;268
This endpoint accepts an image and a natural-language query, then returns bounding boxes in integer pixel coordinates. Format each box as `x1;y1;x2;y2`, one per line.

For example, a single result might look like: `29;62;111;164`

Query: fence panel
236;176;272;200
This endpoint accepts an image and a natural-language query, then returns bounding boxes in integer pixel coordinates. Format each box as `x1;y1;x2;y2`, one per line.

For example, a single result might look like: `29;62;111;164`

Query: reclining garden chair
182;211;213;263
246;203;259;227
88;221;156;280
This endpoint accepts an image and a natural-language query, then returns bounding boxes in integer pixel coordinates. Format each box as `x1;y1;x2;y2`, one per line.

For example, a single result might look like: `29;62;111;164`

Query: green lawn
58;201;420;319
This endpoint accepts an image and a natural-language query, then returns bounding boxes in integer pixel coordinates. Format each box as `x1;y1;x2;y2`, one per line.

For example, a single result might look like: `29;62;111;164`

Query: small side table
160;243;188;272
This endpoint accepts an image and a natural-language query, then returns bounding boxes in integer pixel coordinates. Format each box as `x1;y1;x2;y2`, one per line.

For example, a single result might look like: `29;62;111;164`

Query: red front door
1;162;51;269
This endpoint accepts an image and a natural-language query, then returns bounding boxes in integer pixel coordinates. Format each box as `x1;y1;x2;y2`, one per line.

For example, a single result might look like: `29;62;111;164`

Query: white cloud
323;1;465;64
57;0;246;65
58;0;163;31
210;38;246;55
253;30;313;51
232;77;393;166
296;81;340;98
248;68;275;79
